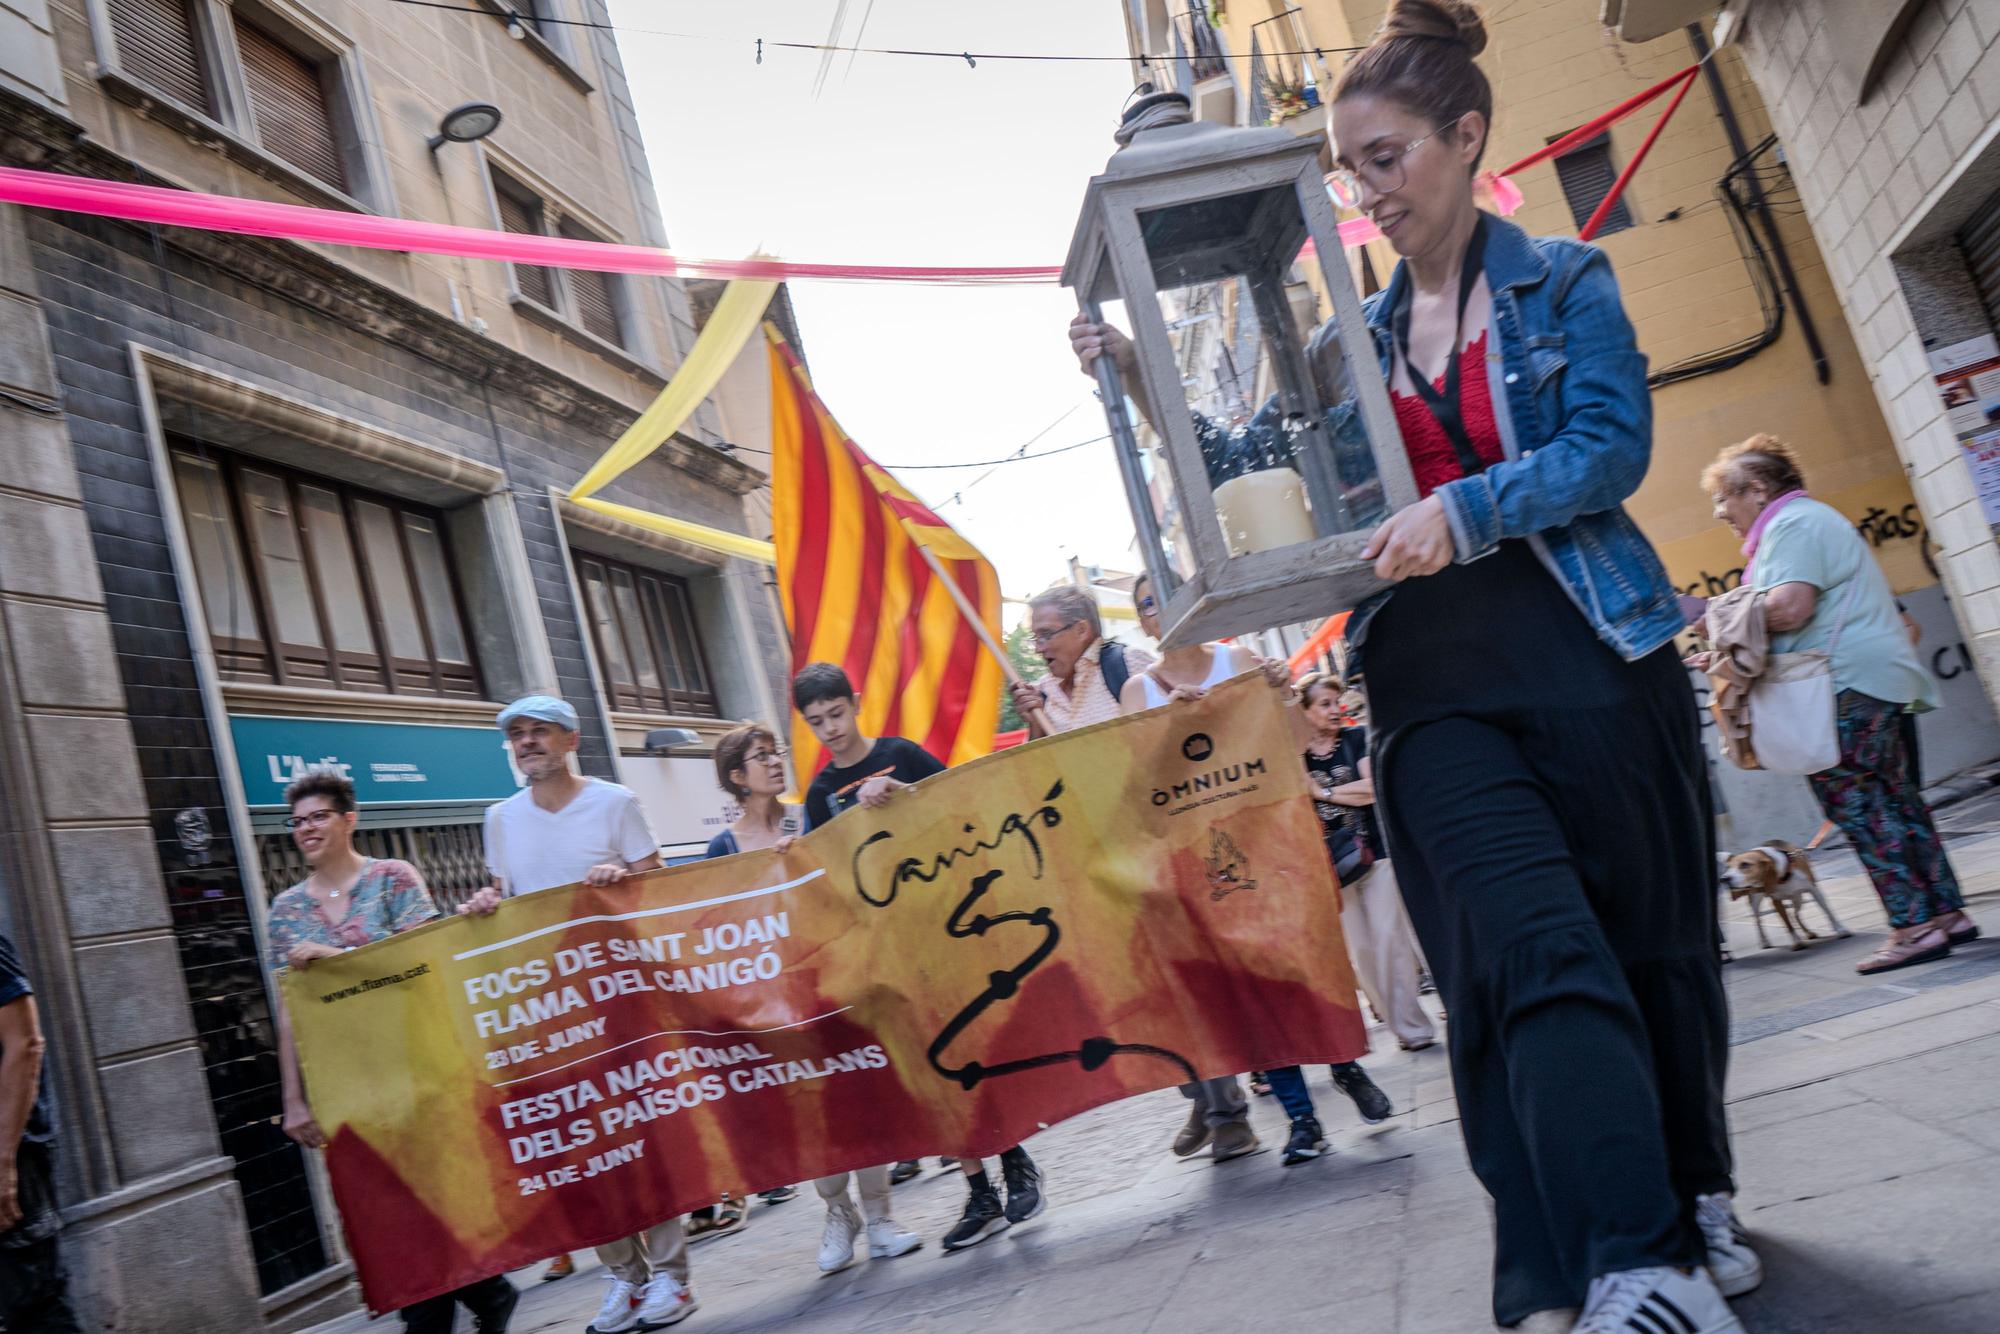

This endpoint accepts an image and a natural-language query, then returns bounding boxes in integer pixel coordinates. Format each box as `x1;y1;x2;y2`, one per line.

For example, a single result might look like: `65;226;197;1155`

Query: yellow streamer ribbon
568;278;778;522
568;495;776;564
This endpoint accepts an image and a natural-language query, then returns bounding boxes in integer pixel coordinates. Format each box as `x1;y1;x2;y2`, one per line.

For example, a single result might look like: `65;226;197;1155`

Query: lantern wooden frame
1063;111;1417;648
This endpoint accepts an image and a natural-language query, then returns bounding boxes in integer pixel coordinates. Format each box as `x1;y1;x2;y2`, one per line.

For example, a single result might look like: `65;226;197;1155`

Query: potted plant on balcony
1259;71;1315;123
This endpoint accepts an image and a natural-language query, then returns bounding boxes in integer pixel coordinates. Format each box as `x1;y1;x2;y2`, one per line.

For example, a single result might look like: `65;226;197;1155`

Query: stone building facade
0;0;787;1327
1720;0;2000;708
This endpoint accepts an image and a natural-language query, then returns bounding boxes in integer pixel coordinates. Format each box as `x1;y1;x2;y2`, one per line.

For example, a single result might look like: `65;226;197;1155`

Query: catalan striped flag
767;326;1004;778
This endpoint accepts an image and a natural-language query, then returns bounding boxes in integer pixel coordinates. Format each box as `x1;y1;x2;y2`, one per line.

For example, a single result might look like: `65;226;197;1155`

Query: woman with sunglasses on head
1072;6;1742;1331
705;724;921;1274
265;772;514;1334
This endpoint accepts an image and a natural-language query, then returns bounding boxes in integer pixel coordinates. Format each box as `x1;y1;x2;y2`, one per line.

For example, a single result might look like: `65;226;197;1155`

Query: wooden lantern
1063;93;1415;648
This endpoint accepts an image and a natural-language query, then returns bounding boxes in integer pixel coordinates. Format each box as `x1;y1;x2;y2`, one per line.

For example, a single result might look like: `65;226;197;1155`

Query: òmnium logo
1151;732;1269;817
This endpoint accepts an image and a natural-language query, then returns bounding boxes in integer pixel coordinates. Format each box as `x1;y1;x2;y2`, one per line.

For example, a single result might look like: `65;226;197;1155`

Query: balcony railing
1248;7;1327;126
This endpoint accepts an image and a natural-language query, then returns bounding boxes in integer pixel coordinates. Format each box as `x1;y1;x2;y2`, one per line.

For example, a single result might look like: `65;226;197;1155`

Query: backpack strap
1099;640;1130;701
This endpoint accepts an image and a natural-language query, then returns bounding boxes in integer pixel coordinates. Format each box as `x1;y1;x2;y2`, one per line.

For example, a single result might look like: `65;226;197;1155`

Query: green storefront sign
229;715;519;808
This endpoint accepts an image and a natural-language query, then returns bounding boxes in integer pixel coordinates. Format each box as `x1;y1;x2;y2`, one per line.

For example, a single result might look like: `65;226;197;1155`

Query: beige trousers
596;1218;688;1286
815;1165;892;1224
1341;860;1436;1048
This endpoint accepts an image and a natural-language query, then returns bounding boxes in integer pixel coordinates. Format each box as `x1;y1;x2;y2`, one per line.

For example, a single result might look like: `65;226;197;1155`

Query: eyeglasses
1327;115;1466;210
285;810;340;831
1030;619;1084;647
745;748;788;765
1136;595;1158;614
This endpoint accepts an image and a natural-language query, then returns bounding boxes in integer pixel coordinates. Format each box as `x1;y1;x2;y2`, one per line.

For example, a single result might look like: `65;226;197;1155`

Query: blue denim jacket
1219;216;1684;669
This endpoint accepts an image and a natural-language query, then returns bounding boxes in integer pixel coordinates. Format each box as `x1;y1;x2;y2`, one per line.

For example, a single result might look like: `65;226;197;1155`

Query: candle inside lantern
1214;466;1315;555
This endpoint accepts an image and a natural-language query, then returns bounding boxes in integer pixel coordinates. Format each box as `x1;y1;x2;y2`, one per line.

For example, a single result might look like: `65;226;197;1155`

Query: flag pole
915;543;1055;737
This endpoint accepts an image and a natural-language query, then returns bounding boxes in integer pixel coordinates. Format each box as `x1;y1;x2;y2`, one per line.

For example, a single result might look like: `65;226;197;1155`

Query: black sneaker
1000;1149;1045;1225
1330;1062;1393;1124
1282;1117;1327;1165
889;1159;921;1185
941;1187;1009;1251
759;1184;798;1205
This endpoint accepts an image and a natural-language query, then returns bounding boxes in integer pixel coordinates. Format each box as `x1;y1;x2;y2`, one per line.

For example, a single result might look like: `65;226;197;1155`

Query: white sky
607;0;1142;608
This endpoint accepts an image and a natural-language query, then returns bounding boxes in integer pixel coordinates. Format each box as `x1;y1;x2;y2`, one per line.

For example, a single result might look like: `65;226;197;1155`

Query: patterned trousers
1807;691;1964;929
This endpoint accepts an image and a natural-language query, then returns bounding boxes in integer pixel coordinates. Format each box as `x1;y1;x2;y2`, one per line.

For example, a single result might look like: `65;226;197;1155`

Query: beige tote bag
1747;579;1860;776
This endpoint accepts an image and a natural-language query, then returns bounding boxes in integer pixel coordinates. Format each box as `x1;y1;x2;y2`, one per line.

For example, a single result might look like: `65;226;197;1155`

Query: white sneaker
634;1273;698;1328
1574;1266;1744;1334
817;1206;861;1273
866;1217;922;1260
587;1278;641;1334
1695;1192;1763;1297
1511;1311;1578;1332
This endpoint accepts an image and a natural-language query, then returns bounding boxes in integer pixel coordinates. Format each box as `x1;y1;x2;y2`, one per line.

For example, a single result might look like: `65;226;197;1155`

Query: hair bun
1381;0;1488;57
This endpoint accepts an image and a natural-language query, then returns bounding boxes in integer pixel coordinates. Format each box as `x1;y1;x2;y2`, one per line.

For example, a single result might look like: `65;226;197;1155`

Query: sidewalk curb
1923;762;2000;812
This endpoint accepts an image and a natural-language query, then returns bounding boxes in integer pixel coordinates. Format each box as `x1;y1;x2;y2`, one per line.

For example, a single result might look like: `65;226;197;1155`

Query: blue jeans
1264;1065;1315;1122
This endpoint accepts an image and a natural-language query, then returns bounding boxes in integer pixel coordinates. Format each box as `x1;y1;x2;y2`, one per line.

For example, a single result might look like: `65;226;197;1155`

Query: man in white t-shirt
459;696;688;1332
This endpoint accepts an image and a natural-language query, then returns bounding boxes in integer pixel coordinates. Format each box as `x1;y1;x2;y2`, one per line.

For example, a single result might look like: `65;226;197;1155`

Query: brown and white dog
1721;841;1853;951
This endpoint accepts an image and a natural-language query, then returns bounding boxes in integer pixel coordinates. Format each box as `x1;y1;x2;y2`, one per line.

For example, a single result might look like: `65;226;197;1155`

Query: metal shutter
558;220;623;345
1552;132;1634;237
234;17;346;191
1961;191;2000;333
494;179;557;308
109;0;208;112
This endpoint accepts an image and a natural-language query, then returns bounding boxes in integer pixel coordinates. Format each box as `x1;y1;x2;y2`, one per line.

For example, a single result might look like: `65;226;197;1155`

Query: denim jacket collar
1365;213;1551;338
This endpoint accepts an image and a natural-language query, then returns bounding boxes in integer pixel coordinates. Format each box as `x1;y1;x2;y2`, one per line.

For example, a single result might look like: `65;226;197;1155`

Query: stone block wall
1736;0;2000;697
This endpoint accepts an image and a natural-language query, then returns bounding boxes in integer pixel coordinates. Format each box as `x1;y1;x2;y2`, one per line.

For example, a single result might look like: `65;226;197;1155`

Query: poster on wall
1932;335;2000;523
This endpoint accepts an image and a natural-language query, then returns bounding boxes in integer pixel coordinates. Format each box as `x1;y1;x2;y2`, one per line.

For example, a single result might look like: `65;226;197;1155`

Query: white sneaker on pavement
634;1273;698;1328
817;1207;861;1273
866;1217;922;1260
1574;1266;1743;1334
587;1278;641;1334
1695;1192;1763;1297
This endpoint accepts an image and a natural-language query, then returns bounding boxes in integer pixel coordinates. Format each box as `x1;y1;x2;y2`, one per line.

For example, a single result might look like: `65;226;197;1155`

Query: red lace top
1389;329;1505;498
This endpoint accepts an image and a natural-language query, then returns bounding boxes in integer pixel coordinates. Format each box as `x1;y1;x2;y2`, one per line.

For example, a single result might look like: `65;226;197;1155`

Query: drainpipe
1687;22;1830;383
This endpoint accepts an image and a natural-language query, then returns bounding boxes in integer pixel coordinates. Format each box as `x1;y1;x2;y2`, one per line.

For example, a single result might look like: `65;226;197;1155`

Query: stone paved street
314;803;2000;1334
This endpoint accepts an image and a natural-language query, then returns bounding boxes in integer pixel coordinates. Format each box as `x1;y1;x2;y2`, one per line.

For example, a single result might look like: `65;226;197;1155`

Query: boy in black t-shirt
791;663;1047;1251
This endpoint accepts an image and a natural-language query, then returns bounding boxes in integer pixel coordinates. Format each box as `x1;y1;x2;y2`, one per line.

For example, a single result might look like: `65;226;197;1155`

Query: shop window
169;441;482;697
573;552;717;716
1549;131;1633;238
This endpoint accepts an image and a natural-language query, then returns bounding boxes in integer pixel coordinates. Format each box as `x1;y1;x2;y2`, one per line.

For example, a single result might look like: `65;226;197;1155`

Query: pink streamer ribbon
0;165;1526;285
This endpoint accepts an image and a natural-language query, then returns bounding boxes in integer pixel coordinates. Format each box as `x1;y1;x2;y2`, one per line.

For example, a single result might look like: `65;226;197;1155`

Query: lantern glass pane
1098;296;1199;588
1140;193;1389;556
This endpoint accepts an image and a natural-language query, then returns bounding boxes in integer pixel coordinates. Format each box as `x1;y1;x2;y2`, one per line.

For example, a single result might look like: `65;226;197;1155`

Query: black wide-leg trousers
1376;661;1733;1326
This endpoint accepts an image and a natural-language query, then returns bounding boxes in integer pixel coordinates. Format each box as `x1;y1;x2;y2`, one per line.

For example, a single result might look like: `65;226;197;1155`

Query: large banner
284;678;1365;1312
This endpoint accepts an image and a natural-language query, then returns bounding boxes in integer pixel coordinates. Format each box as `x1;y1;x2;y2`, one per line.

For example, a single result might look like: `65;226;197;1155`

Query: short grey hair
1028;585;1102;639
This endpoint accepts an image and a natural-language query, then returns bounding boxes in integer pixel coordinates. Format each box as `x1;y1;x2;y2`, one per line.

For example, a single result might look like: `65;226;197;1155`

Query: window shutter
1552;132;1633;238
234;18;346;192
1960;192;2000;334
494;180;557;308
559;220;623;346
109;0;208;113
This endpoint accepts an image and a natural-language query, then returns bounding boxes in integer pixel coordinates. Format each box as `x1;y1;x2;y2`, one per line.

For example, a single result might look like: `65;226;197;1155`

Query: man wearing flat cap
459;696;695;1330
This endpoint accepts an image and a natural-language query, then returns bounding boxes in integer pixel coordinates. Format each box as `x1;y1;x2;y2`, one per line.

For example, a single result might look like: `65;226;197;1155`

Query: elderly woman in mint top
1703;435;1979;975
264;771;515;1334
1071;5;1746;1330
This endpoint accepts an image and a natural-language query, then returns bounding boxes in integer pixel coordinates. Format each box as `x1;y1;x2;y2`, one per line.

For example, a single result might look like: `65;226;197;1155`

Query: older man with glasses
1009;586;1156;738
